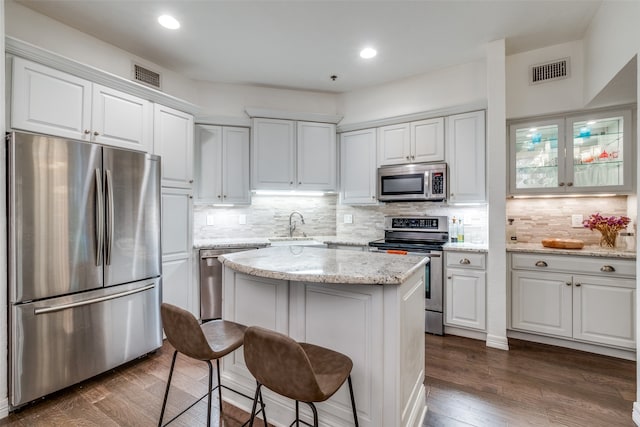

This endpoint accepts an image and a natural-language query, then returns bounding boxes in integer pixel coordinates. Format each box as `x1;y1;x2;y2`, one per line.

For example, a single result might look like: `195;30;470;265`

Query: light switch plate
344;214;353;224
571;214;584;228
206;215;215;226
238;214;247;225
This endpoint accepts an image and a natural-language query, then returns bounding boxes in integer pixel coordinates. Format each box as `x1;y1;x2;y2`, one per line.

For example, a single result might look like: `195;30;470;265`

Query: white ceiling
16;0;603;93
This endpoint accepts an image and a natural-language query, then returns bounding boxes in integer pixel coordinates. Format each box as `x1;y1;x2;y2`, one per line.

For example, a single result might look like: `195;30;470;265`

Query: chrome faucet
289;211;305;237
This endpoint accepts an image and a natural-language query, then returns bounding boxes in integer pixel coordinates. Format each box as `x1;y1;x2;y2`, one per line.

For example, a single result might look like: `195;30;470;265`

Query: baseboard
486;333;509;351
444;325;486;341
0;397;9;419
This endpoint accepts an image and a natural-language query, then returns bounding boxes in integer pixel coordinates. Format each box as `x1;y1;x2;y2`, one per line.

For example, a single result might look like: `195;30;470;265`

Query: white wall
583;0;640;105
337;60;487;125
194;81;339;119
506;40;584;119
4;0;199;104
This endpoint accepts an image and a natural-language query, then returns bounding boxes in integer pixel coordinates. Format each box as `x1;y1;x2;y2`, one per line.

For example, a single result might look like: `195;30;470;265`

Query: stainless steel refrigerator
7;131;163;408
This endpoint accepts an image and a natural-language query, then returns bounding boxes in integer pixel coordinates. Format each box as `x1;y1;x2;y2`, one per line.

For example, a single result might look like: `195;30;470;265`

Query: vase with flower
582;213;631;248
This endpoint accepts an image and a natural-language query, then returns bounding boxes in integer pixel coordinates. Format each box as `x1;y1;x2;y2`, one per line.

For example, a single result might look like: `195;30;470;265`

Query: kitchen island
219;246;428;427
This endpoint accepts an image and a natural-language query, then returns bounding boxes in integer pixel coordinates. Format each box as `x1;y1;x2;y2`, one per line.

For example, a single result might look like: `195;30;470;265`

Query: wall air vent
529;58;570;85
133;63;162;89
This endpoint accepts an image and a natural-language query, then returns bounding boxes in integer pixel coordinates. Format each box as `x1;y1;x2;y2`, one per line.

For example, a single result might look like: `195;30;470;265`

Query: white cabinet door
195;125;223;202
340;128;377;204
511;270;572;338
297;121;336;190
12;57;92;140
378;123;410;166
221;126;251;204
91;84;153;152
154;104;194;188
161;188;194;314
252;118;295;190
411;118;444;163
446;111;486;203
445;267;486;330
573;275;635;349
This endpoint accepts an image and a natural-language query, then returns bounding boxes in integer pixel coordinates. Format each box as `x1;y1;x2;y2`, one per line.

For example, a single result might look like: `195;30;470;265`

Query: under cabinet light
253;190;331;197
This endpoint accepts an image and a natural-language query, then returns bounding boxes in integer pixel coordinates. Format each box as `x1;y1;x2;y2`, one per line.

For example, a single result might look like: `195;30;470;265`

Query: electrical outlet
238;214;247;225
344;214;353;224
571;214;584;228
206;215;215;226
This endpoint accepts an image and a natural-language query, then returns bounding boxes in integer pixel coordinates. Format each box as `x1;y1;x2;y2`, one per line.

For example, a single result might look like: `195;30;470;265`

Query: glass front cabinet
509;109;632;195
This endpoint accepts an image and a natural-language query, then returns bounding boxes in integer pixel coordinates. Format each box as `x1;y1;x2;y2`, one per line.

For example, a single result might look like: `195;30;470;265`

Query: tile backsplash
505;196;635;245
194;194;488;243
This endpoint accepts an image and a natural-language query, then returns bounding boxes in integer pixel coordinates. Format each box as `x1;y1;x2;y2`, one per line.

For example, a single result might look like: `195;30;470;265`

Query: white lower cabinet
445;251;486;331
510;253;635;350
161;187;195;315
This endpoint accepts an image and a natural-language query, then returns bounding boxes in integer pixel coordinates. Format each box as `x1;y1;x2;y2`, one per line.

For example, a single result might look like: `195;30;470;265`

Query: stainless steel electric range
369;216;448;335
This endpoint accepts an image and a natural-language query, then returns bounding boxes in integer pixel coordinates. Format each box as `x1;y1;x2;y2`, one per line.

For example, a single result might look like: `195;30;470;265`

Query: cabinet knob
223;195;227;198
447;276;452;280
93;131;100;136
574;282;581;287
189;195;193;199
411;155;415;160
459;258;471;265
189;179;194;184
406;156;411;160
558;182;565;186
565;281;572;286
600;265;615;272
217;195;221;199
535;260;548;267
298;182;301;185
84;129;91;135
567;182;573;187
290;181;293;185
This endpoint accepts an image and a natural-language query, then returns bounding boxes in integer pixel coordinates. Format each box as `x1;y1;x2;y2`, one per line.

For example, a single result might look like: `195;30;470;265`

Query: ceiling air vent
529;58;570;85
133;63;162;89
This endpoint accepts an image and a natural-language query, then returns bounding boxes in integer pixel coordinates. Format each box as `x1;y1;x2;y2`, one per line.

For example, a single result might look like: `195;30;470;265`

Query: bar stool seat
158;303;265;427
244;326;358;426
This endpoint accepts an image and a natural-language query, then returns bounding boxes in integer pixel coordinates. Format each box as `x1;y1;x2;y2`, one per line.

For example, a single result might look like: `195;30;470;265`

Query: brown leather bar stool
243;326;359;427
158;303;266;427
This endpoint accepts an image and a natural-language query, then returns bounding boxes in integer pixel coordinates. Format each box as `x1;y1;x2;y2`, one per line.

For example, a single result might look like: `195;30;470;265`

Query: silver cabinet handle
459;258;471;265
600;265;615;272
567;182;573;187
566;282;572;286
575;282;581;287
535;261;548;267
95;169;104;266
559;182;565;186
34;284;155;315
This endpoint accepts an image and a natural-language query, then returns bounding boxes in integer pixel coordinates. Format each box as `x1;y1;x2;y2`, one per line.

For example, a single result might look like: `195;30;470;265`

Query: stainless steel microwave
377;163;447;202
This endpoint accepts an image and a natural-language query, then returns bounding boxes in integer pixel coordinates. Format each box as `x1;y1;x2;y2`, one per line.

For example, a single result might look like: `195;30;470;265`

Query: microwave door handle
424;171;430;197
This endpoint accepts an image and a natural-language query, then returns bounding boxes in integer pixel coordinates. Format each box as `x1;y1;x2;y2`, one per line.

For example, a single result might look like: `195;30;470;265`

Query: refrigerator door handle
95;169;104;266
105;169;115;266
33;283;156;315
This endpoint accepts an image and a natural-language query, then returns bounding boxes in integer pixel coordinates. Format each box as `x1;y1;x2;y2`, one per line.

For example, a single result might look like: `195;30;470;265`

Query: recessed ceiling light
158;15;180;30
360;47;377;59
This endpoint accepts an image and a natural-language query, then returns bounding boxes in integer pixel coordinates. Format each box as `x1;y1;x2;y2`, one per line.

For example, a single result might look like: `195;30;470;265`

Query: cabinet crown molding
245;107;343;124
6;36;201;116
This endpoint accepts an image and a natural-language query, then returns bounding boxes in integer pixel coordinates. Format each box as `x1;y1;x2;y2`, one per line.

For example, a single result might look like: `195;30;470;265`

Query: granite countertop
218;246;428;285
443;242;488;253
506;242;636;259
194;238;271;249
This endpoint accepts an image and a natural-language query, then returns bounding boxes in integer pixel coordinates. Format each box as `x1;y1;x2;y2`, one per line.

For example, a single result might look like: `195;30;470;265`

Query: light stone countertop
218;246;428;285
194;238;271;249
443;242;488;253
506;242;636;259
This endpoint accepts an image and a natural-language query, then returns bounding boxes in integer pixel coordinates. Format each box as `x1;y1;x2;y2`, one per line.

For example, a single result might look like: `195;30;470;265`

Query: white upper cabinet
11;57;153;152
251;118;336;191
195;125;250;204
154;104;194;189
340;128;378;205
378;118;444;166
446;111;486;203
297;121;337;190
509;108;632;195
91;84;153;152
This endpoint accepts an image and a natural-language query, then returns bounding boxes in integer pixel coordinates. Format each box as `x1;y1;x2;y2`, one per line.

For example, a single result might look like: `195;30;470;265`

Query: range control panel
387;216;448;232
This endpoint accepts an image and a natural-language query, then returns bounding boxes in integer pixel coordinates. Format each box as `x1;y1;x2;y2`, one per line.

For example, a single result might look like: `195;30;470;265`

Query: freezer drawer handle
33;284;156;315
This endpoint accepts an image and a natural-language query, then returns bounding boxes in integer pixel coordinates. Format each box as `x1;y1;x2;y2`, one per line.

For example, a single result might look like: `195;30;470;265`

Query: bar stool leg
216;359;223;412
158;350;178;427
249;382;263;426
347;375;359;427
206;360;214;427
306;402;318;427
295;400;300;426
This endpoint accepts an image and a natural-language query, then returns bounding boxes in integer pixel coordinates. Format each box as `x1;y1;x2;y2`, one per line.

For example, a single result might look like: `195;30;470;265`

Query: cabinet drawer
446;252;485;270
511;253;635;277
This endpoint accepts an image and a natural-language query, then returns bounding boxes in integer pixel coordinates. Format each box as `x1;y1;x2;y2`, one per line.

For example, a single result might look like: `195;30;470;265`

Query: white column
485;39;509;350
633;45;640;427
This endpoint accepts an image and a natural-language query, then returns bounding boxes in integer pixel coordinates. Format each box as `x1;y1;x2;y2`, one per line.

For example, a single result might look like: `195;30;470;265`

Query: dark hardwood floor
0;334;635;426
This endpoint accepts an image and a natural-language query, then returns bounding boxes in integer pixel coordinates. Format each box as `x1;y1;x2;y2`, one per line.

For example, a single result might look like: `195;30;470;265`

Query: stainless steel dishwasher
199;247;258;321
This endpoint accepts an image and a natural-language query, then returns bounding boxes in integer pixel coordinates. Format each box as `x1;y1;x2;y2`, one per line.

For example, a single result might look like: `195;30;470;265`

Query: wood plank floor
0;334;635;426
